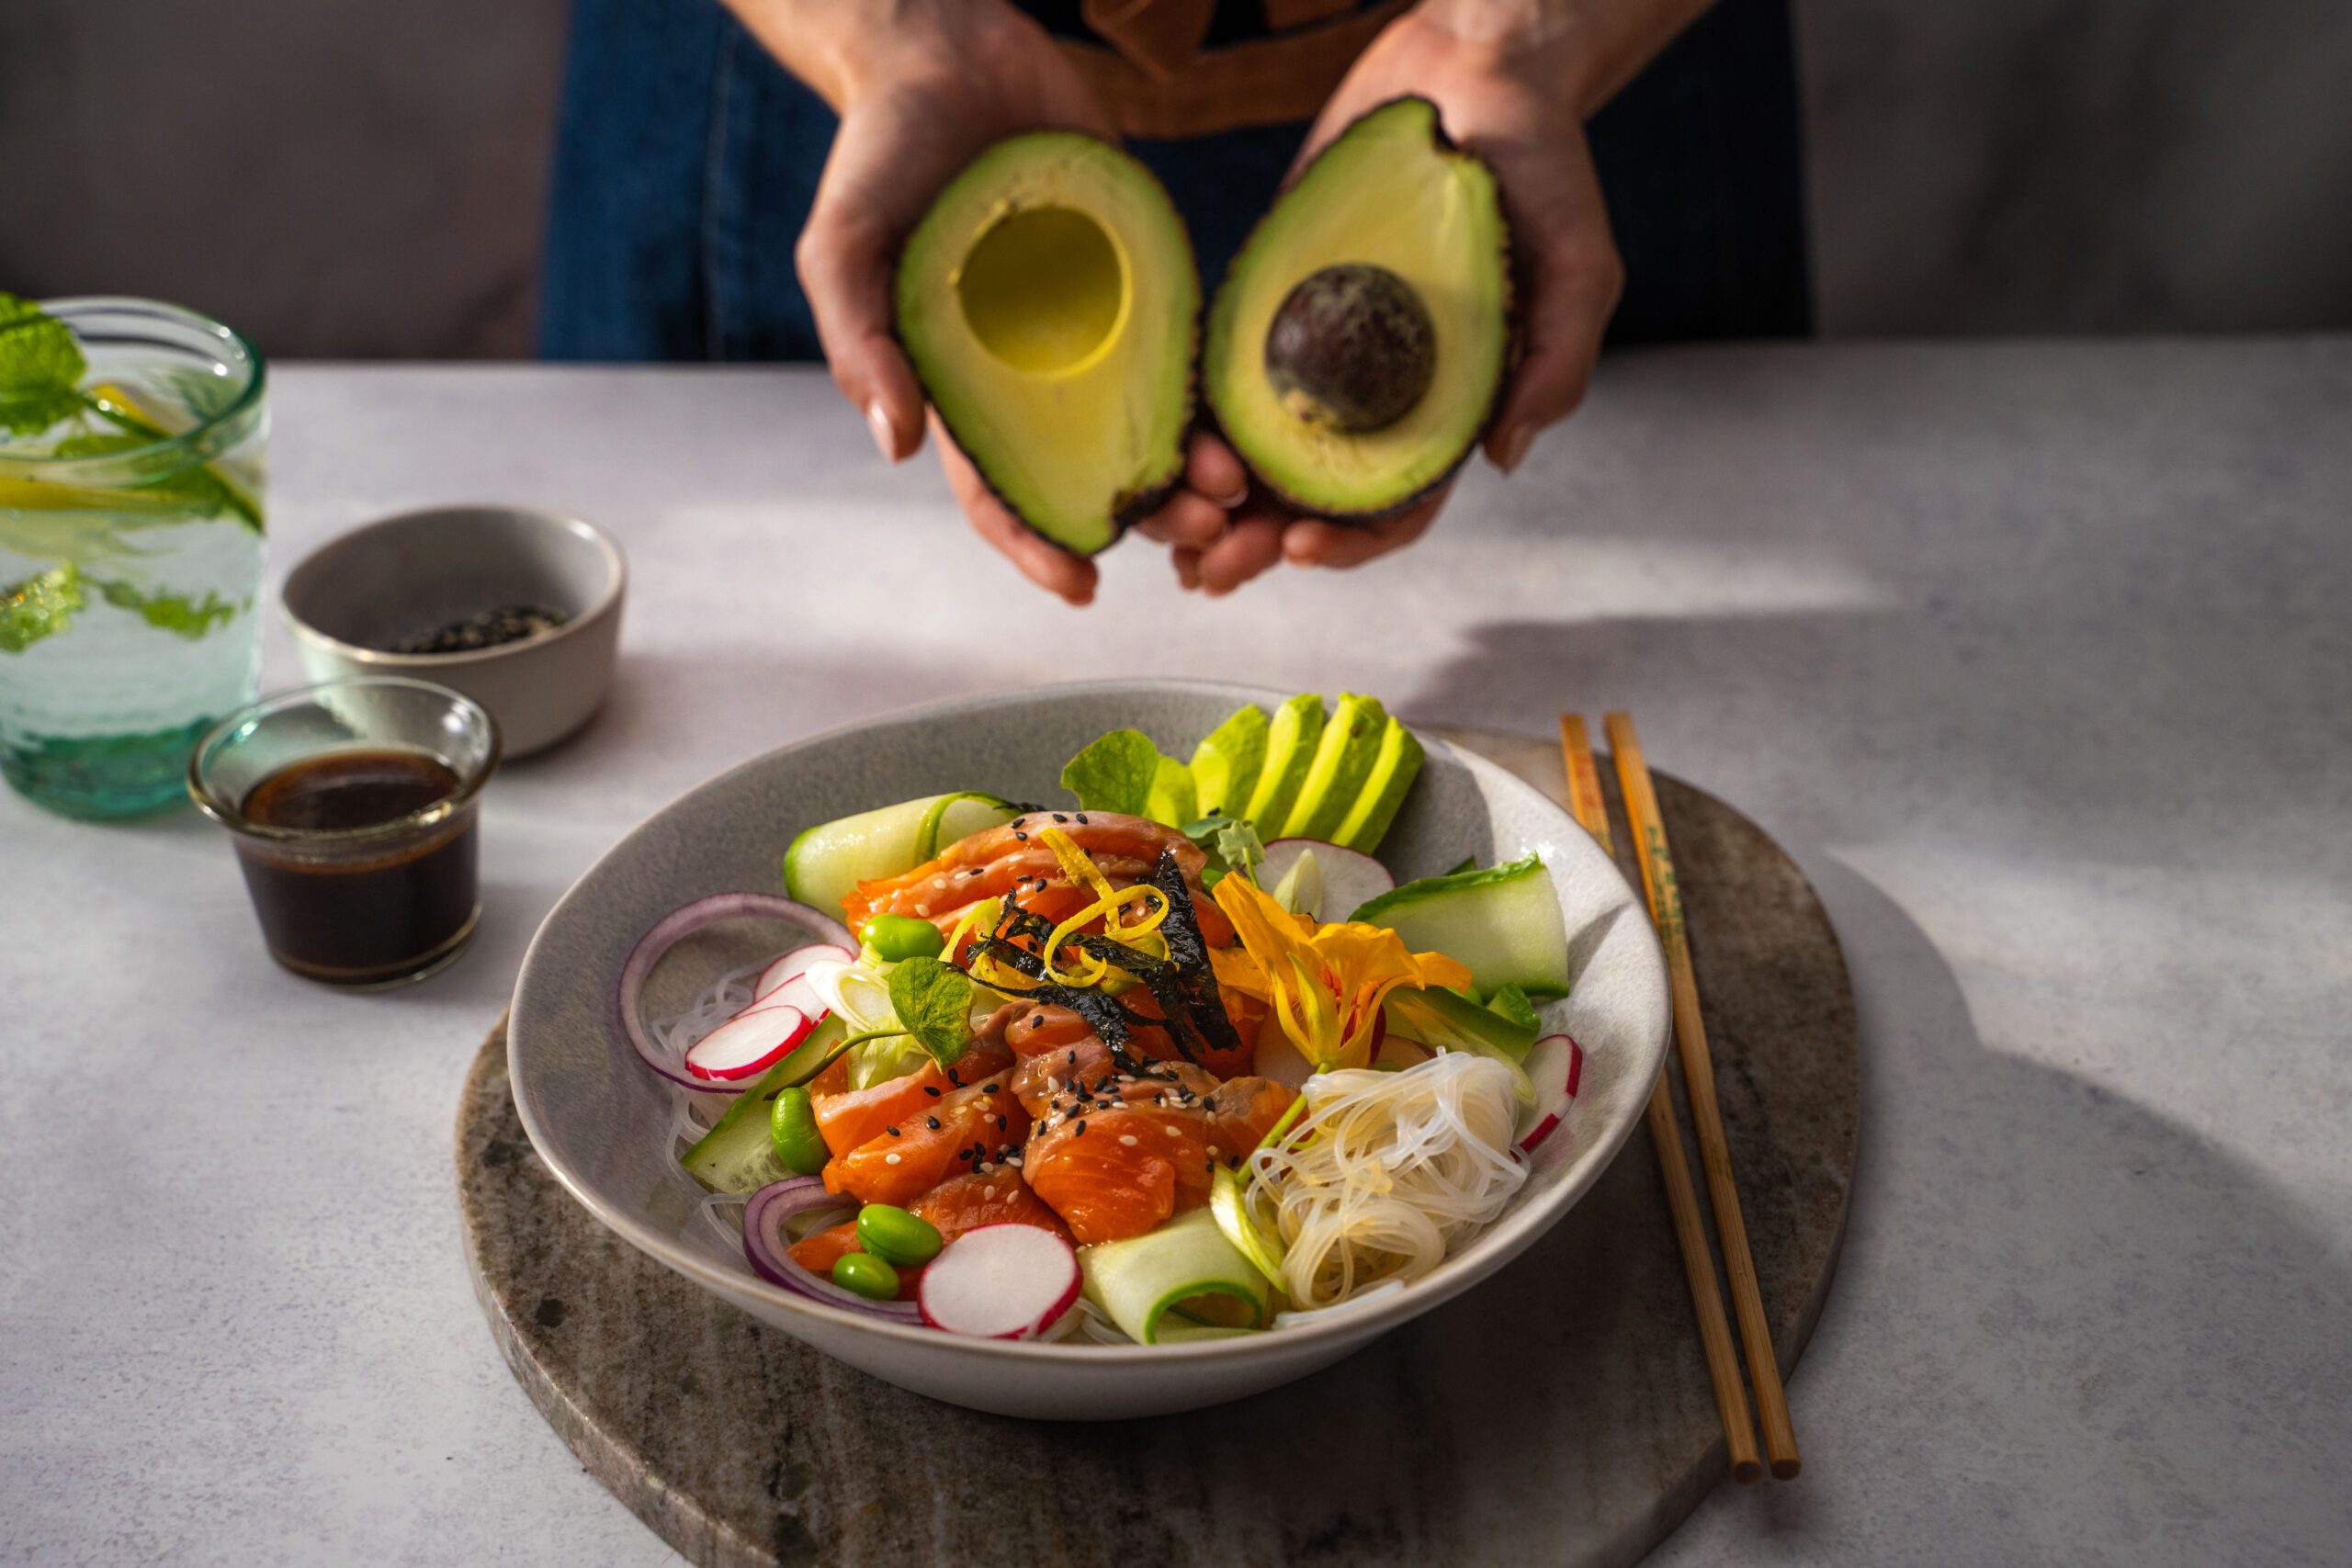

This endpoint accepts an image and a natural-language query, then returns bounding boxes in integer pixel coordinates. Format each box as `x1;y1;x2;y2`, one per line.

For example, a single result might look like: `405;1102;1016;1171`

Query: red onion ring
617;894;855;1093
742;1178;923;1321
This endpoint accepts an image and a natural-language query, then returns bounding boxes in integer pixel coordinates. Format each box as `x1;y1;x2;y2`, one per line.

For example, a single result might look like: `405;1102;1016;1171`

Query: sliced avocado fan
1202;97;1511;519
896;133;1198;555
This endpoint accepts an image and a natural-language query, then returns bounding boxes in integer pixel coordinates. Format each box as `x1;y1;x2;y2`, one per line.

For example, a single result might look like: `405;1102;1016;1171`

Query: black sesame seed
983;1083;1000;1094
1074;1120;1088;1136
997;1114;1009;1130
923;1085;942;1098
1075;813;1089;825
1030;1015;1044;1028
1013;830;1028;841
886;1126;901;1137
927;1116;942;1130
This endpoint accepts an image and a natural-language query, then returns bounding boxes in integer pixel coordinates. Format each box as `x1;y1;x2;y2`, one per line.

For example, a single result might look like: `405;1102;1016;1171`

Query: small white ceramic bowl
508;680;1671;1418
281;504;624;758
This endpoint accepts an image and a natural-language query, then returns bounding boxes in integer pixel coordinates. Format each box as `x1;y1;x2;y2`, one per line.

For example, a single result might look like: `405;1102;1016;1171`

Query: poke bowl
507;679;1670;1418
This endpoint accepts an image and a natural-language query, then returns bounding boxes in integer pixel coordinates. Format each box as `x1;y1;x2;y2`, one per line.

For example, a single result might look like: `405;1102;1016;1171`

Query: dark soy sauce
236;749;479;984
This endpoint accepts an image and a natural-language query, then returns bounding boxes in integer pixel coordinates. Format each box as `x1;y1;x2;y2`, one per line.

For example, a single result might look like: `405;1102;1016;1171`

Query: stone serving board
457;730;1860;1568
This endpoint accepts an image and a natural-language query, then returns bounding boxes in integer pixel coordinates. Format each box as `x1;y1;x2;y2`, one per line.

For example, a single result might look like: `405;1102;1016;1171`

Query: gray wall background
4;0;2347;357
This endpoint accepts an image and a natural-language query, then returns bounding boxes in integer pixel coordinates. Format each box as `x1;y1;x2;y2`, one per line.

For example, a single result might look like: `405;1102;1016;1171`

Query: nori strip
1148;850;1247;1061
967;934;1159;1076
1063;933;1208;1064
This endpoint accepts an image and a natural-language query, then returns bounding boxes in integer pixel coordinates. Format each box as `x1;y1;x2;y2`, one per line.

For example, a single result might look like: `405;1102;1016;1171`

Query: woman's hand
1170;0;1653;595
735;0;1133;603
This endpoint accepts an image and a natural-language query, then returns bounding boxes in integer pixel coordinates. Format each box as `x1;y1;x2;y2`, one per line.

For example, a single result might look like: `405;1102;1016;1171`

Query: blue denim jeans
538;0;1809;360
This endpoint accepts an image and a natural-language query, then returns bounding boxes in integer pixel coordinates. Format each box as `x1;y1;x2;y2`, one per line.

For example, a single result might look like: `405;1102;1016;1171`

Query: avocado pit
1263;263;1437;434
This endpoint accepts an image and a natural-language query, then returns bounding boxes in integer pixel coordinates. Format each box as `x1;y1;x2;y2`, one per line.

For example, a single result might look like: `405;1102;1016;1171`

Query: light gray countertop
5;344;2346;1565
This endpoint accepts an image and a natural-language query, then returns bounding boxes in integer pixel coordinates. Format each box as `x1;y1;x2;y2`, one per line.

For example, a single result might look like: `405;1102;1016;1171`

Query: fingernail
1496;425;1533;475
867;402;899;463
1212;481;1249;509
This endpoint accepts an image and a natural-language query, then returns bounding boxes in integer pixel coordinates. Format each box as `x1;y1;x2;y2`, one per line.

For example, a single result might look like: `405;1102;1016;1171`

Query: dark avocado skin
890;133;1200;558
1204;96;1517;525
1265;264;1438;434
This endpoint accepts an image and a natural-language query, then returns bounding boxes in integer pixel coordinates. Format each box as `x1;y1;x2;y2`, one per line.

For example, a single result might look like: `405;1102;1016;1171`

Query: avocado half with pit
895;132;1197;556
1204;96;1511;519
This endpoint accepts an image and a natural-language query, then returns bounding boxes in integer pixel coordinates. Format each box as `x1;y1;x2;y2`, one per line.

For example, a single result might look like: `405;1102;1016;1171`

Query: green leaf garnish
1061;728;1194;826
0;295;88;437
1181;812;1266;884
1214;818;1264;877
885;956;976;1067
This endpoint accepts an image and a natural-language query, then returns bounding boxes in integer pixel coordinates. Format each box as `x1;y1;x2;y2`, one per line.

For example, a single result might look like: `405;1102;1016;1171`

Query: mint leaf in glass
0;563;85;653
93;578;238;639
0;295;87;437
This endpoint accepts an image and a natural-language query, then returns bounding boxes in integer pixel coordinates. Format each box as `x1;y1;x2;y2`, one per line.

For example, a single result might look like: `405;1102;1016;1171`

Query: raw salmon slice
1022;1068;1297;1245
822;1070;1030;1207
842;812;1233;946
809;1037;1013;1158
912;1168;1073;1244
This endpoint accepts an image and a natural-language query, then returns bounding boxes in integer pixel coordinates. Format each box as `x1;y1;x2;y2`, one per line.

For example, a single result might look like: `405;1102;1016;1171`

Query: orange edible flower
1209;873;1471;1071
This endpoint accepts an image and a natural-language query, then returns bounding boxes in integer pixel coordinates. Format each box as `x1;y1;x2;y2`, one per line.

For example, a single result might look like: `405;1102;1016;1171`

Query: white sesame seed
1206;1145;1221;1158
1163;1124;1181;1136
1119;1134;1139;1146
885;1153;902;1166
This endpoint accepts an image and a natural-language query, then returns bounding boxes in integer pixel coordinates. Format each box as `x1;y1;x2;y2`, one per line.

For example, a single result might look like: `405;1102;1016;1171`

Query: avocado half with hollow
895;132;1198;556
1204;97;1511;519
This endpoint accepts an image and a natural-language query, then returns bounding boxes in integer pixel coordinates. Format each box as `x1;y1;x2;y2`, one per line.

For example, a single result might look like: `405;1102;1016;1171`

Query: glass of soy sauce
188;677;500;987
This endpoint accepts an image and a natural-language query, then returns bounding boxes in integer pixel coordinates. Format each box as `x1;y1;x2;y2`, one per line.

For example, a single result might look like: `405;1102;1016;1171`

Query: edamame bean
855;1203;944;1267
831;1251;900;1301
769;1087;830;1176
863;913;944;962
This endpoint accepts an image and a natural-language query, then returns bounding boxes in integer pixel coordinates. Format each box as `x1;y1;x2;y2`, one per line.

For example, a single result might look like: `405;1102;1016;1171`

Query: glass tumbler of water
0;297;266;818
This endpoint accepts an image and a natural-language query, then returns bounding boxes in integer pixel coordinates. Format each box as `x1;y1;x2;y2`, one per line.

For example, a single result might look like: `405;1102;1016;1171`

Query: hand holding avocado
1171;0;1635;595
752;0;1682;603
738;0;1133;604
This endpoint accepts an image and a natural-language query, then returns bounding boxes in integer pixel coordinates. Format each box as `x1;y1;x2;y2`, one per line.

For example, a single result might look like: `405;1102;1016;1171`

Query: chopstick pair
1558;714;1801;1483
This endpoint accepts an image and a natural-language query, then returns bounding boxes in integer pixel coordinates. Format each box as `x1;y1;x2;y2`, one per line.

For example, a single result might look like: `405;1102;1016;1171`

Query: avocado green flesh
896;133;1198;554
1333;716;1424;852
1281;693;1388;840
1240;693;1325;835
1189;704;1270;818
1204;97;1510;517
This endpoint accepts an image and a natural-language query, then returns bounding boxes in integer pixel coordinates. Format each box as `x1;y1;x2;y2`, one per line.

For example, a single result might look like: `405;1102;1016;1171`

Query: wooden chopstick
1603;712;1802;1479
1559;717;1765;1484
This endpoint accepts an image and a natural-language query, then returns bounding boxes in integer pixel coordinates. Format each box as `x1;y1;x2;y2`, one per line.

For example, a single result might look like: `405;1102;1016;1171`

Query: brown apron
1058;0;1414;138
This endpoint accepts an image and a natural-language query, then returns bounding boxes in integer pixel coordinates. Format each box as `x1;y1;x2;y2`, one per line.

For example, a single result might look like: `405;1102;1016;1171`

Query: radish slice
754;942;855;999
742;969;831;1028
918;1224;1081;1339
618;894;854;1093
1259;839;1395;921
1515;1033;1585;1152
742;1178;922;1321
685;1005;815;1082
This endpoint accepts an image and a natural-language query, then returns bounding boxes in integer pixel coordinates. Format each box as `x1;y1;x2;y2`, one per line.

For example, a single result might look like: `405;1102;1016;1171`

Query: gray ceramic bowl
281;503;624;757
508;680;1670;1418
